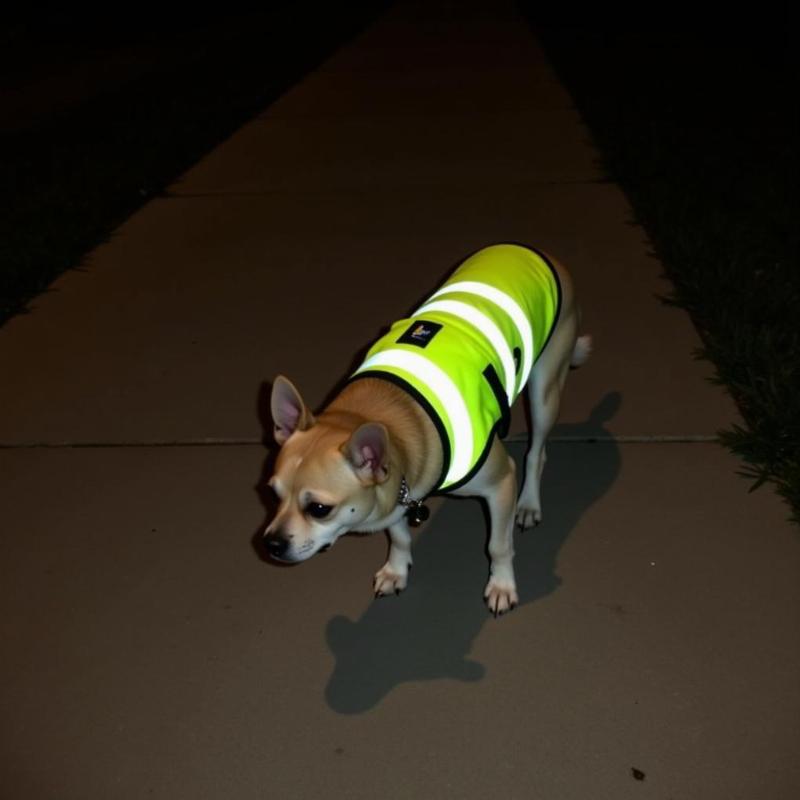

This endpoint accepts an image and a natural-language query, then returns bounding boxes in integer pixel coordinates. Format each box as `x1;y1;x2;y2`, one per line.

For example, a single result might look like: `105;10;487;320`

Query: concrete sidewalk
1;2;797;799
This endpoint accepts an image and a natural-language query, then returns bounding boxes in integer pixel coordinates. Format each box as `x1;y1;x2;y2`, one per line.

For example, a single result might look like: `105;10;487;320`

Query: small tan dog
264;244;590;615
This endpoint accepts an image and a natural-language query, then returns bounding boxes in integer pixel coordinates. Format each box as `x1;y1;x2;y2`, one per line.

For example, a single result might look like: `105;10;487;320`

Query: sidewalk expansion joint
0;435;719;450
162;179;606;200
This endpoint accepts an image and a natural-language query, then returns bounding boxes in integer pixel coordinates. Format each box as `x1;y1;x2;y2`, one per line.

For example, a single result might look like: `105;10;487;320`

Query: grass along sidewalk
524;9;799;521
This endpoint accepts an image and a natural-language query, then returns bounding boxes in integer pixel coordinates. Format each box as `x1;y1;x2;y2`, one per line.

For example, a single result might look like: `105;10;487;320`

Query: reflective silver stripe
354;348;473;486
427;280;533;391
413;298;516;401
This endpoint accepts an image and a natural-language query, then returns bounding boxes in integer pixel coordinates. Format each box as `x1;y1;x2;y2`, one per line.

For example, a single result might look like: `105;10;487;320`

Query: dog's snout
263;531;289;561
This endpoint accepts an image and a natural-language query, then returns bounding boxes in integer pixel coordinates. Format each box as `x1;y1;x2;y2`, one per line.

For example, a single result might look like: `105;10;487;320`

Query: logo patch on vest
397;320;442;349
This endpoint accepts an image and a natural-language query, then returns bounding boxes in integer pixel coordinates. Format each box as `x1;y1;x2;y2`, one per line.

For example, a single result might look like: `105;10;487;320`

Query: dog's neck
324;378;443;506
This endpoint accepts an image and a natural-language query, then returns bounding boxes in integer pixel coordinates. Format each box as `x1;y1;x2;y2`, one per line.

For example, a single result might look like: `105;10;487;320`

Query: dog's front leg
374;518;413;597
458;439;519;615
483;452;519;616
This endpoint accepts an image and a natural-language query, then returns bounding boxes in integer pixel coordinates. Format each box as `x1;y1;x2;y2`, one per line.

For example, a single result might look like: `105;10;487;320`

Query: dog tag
406;503;430;527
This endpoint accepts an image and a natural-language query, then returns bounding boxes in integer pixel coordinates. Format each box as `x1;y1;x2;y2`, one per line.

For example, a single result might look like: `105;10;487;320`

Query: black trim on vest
346;371;450;494
438;418;503;494
482;364;510;439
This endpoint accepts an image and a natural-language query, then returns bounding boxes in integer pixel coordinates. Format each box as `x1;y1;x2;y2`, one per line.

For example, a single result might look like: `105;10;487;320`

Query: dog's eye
306;502;334;519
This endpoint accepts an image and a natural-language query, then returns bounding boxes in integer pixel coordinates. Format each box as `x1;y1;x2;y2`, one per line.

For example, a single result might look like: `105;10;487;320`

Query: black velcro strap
482;364;510;439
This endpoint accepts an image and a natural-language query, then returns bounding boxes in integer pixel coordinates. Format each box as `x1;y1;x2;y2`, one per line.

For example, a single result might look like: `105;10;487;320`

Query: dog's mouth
318;544;332;554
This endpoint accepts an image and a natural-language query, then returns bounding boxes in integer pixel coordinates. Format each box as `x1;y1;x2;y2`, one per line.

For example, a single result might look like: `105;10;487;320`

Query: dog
264;243;591;615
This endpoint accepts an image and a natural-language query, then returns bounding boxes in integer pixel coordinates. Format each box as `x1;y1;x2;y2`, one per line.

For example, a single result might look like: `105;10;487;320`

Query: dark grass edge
520;10;800;524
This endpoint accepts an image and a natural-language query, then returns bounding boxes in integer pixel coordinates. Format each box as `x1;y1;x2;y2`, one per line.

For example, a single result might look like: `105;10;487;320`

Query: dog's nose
263;532;289;561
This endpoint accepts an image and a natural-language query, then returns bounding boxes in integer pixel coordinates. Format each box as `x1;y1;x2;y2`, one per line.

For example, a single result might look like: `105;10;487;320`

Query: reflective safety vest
350;243;562;493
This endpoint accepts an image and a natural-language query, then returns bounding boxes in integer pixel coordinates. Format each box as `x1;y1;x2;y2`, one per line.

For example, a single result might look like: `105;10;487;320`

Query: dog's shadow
323;391;623;714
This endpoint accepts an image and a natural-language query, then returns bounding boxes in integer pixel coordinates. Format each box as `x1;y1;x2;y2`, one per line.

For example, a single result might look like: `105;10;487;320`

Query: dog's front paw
374;562;409;597
484;576;518;617
515;503;542;529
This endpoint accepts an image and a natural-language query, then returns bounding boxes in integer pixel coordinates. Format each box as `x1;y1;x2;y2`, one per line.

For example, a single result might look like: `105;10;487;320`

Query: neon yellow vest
351;244;561;492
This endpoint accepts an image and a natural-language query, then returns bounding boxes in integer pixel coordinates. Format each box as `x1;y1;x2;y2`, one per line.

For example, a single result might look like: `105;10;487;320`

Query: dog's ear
271;375;314;445
341;423;390;485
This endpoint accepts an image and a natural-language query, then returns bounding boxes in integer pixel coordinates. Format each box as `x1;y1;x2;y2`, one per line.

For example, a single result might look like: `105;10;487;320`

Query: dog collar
398;477;430;527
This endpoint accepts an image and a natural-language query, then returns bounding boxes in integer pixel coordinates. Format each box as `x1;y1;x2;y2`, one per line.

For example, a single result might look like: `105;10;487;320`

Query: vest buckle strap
482;364;511;439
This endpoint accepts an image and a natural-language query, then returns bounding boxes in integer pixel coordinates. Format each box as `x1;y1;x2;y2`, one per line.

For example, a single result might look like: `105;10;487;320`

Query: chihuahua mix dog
264;244;590;615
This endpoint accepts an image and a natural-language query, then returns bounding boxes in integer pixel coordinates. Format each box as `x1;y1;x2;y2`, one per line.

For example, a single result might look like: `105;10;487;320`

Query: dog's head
263;376;392;563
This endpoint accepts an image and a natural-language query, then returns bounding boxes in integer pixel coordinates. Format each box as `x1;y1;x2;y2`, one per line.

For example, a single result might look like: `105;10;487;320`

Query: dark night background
1;0;797;516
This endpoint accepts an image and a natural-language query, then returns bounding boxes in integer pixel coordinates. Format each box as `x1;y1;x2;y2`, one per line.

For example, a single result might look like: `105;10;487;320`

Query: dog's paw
484;577;518;617
515;504;542;530
373;562;409;597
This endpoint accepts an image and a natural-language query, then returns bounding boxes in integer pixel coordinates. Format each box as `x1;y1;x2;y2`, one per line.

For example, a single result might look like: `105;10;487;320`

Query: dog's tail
570;334;593;369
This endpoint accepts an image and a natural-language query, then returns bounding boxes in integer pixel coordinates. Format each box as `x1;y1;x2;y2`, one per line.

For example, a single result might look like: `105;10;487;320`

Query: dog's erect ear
341;423;390;485
271;375;314;445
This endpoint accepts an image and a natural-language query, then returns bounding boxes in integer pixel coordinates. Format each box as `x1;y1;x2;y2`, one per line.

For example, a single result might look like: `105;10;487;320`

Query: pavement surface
1;2;798;799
